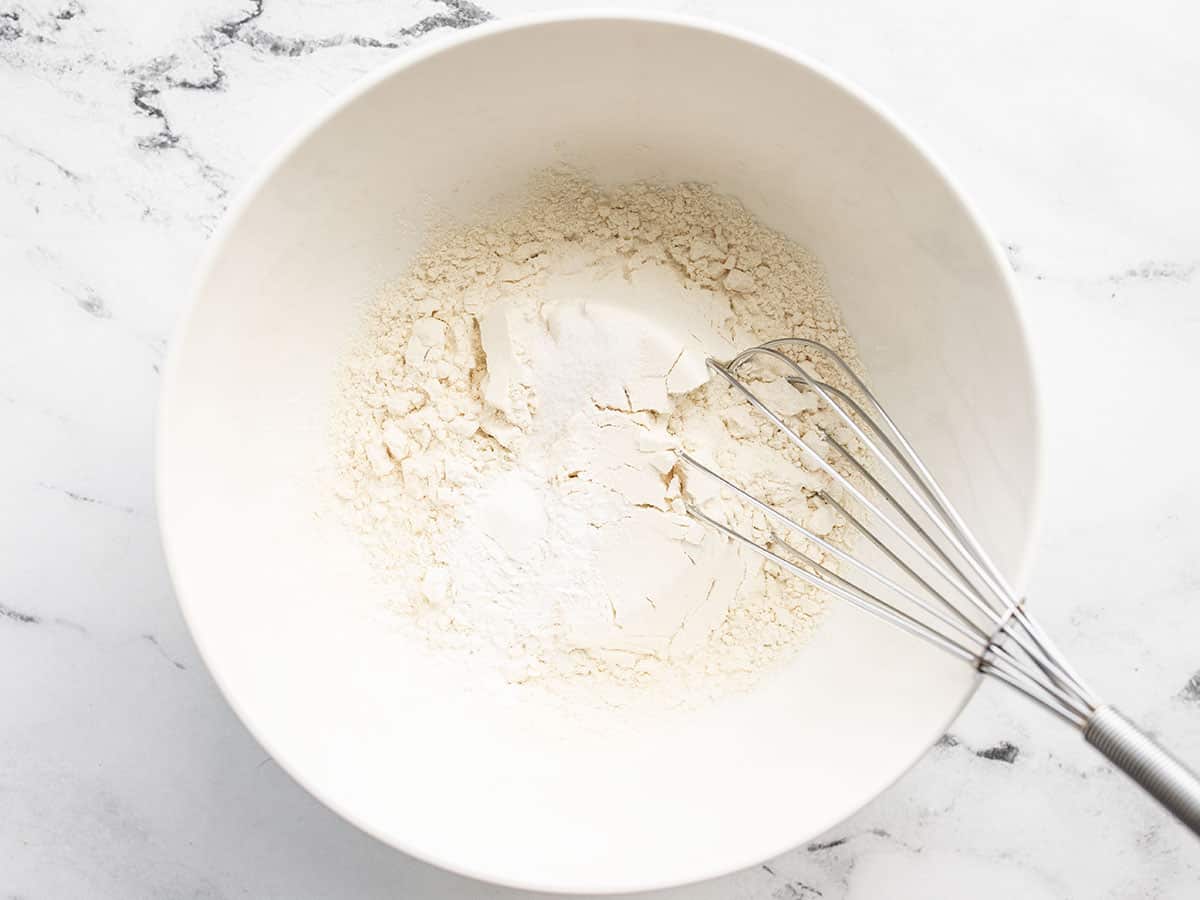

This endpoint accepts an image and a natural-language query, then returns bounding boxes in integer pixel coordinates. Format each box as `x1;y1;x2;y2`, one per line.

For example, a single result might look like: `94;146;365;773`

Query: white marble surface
3;0;1199;896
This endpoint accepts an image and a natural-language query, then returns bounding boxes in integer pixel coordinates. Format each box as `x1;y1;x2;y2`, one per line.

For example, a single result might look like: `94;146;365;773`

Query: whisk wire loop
682;340;1099;727
764;338;1099;703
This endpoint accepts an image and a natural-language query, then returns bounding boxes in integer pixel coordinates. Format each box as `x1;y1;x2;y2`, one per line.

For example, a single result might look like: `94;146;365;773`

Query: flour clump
335;176;863;705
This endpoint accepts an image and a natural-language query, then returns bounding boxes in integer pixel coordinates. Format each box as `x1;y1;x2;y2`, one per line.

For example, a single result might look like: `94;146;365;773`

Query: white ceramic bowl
158;13;1041;894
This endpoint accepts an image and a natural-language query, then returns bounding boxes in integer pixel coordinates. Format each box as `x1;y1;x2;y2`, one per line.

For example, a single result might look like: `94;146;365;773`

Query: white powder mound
334;176;864;706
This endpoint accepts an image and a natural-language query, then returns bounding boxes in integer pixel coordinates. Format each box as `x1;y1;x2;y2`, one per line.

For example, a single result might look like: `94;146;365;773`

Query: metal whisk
678;337;1200;835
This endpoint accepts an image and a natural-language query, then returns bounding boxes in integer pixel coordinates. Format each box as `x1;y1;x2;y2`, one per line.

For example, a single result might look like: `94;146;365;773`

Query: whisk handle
1084;706;1200;835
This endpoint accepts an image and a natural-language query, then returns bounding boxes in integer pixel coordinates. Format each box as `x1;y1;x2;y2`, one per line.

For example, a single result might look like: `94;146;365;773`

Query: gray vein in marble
141;634;187;671
229;0;491;57
936;731;1021;763
37;481;136;515
150;0;491;89
1179;671;1200;703
113;0;493;217
127;76;231;205
805;837;848;852
129;79;179;151
73;286;109;317
786;826;923;896
0;600;87;633
51;616;89;634
976;740;1021;764
1004;241;1199;288
1;9;23;41
806;827;894;854
0;602;40;625
1;2;79;36
215;0;265;41
28;247;116;320
1108;260;1197;284
0;133;80;181
772;882;824;899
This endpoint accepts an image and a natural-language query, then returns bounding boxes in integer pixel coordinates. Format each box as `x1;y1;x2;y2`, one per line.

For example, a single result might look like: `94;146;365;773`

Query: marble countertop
3;1;1199;896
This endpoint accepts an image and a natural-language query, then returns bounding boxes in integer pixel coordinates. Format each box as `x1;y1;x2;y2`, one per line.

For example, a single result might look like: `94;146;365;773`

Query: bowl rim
156;9;1045;894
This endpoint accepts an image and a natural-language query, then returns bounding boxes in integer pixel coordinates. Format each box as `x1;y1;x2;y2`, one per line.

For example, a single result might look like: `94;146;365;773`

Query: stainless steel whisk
677;337;1200;834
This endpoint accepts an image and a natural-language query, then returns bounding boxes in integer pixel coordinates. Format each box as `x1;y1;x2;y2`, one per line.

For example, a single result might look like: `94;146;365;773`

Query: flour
334;175;863;706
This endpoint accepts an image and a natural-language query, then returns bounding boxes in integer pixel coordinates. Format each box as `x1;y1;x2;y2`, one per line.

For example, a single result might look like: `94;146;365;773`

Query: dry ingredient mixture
334;175;864;705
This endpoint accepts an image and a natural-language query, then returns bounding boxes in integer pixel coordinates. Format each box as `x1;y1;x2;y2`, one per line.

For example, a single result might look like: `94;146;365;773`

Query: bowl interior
159;16;1038;893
